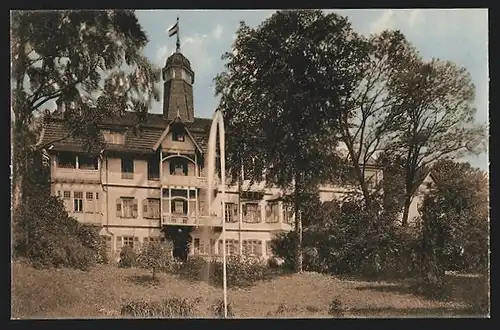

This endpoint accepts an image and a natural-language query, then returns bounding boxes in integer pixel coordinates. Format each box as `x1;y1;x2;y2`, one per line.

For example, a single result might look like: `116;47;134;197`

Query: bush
212;298;235;318
120;297;201;318
137;241;174;278
328;298;344;317
178;255;271;288
119;246;138;268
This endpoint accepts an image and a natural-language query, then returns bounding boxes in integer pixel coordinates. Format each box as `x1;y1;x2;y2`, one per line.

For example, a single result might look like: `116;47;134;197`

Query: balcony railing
162;214;222;227
161;175;219;187
53;168;100;182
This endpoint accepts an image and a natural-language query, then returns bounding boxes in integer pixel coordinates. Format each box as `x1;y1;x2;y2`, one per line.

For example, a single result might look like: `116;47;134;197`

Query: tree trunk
152;267;156;280
294;176;303;273
401;193;412;227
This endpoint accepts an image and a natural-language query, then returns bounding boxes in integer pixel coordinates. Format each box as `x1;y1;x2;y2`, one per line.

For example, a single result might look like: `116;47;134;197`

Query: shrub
119;246;138;268
178;255;271;288
212;298;235;318
137;241;174;278
328;298;344;317
269;232;298;271
13;160;101;271
120;297;200;318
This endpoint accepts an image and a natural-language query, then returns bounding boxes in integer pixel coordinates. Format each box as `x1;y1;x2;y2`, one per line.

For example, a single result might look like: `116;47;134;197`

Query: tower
162;47;195;122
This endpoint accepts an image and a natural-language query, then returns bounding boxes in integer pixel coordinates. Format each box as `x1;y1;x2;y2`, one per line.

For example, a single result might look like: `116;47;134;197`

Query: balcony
52;168;100;183
161;175;218;188
162;214;222;227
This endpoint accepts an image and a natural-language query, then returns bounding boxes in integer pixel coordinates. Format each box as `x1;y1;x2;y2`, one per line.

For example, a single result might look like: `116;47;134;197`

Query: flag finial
176;16;180;52
167;16;181;52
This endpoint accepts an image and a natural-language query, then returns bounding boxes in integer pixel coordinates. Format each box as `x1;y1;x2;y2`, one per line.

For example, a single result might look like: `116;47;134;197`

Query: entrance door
172;237;189;261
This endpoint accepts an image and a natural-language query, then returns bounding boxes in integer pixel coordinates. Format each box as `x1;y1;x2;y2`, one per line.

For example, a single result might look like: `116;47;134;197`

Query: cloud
212;24;223;40
369;10;394;34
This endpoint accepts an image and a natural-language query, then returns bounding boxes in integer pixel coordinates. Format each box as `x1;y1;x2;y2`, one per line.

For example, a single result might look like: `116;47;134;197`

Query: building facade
39;49;383;262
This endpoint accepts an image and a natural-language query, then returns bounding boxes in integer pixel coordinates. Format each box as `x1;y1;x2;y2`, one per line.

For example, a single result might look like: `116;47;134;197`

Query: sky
136;9;488;170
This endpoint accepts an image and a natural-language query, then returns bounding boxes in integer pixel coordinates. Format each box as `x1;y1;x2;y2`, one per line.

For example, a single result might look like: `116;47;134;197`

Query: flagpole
176;15;180;52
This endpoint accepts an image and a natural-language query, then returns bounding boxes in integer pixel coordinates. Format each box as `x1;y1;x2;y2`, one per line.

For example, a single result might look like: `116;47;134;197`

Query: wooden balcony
161;214;222;227
52;168;100;183
161;175;218;188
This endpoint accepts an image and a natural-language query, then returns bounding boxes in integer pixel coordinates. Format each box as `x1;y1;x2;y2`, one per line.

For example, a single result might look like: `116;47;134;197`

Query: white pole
218;110;228;318
207;110;228;318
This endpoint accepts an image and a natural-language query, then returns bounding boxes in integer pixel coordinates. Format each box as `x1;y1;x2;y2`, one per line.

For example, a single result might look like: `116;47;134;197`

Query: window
147;155;160;180
172;200;185;215
63;191;71;199
225;203;238;223
121;156;134;179
193;238;208;255
74;191;84;213
79;155;98;170
242;203;260;223
266;202;279;223
103;130;125;144
86;192;94;200
123;236;139;249
283;203;294;224
243;240;262;256
85;192;95;214
265;240;272;256
57;152;76;168
117;197;138;218
219;239;239;256
169;159;188;176
143;198;160;219
172;129;185;142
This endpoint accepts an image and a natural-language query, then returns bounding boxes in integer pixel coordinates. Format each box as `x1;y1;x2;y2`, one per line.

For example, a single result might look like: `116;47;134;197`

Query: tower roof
165;52;192;71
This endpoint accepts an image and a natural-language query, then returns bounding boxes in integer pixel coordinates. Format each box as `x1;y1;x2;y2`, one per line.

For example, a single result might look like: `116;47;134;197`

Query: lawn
11;260;489;319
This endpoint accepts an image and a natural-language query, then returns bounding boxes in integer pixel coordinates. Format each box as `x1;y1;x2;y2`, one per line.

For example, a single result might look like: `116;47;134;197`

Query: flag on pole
168;22;179;37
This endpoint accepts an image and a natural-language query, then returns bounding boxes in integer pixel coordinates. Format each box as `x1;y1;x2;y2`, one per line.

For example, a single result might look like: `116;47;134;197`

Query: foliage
336;30;418;208
386;56;486;226
416;160;489;281
13;154;101;271
271;196;421;278
212;298;235;318
177;255;272;288
215;9;364;272
328;298;345;317
11;10;159;223
120;297;201;318
119;246;138;268
137;241;174;279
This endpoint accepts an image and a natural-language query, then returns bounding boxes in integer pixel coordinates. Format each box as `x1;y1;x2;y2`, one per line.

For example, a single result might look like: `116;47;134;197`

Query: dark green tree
214;10;367;272
387;58;486;226
11;10;160;220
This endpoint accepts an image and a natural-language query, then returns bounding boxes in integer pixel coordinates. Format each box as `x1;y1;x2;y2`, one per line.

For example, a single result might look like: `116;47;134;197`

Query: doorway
163;226;192;262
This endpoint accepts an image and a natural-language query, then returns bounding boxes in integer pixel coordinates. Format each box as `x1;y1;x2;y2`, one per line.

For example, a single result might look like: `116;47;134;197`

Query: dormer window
103;129;125;145
172;129;185;142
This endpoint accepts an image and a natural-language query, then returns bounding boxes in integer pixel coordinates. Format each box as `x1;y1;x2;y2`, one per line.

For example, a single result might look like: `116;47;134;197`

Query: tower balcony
161;213;222;227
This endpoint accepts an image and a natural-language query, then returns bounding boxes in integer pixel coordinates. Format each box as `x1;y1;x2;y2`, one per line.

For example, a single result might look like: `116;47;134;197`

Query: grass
11;260;489;319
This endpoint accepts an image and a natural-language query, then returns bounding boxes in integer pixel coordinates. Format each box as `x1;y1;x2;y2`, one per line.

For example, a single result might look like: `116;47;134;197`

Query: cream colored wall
161;131;196;151
103;185;161;228
106;157;160;187
52;182;103;225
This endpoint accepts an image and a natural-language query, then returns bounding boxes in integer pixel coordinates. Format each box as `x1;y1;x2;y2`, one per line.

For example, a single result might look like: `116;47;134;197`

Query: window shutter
242;204;247;216
133;199;138;218
116;198;122;217
265;204;271;219
143;199;148;217
233;204;238;216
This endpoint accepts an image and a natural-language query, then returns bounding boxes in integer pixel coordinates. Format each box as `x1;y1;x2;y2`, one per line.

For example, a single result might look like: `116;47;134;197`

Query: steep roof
39;111;212;154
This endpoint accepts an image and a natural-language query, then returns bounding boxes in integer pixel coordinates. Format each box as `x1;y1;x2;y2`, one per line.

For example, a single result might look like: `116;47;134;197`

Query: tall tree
337;30;418;210
214;10;366;272
388;58;486;226
11;10;160;217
